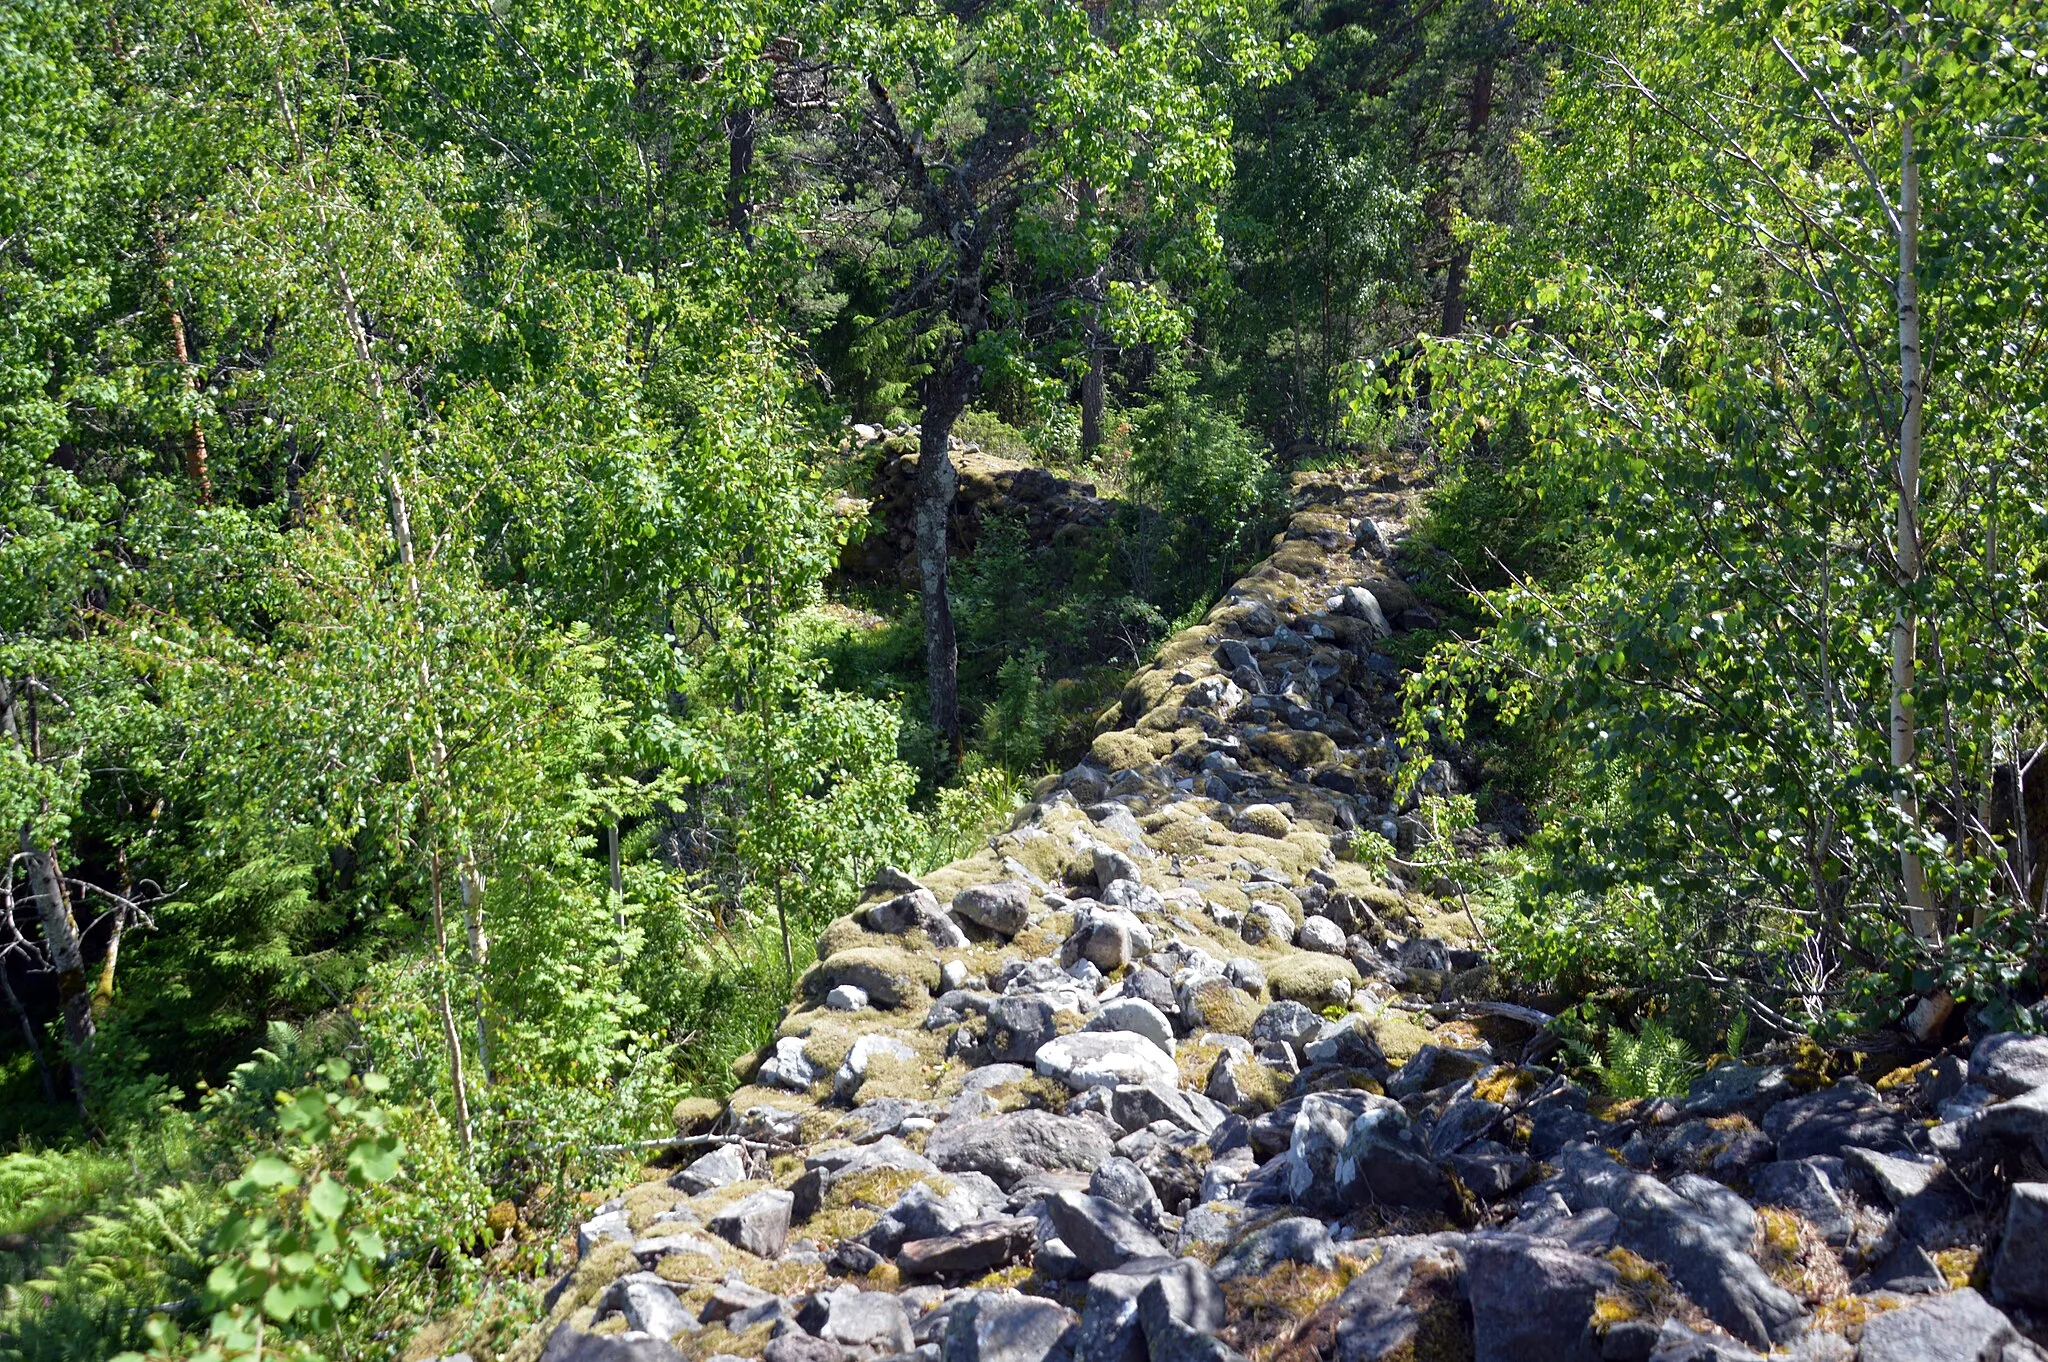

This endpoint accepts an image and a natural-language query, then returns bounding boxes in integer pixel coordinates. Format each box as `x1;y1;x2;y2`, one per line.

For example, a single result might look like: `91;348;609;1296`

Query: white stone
1036;1031;1180;1091
1087;998;1177;1057
827;984;870;1012
942;959;971;992
1297;915;1347;955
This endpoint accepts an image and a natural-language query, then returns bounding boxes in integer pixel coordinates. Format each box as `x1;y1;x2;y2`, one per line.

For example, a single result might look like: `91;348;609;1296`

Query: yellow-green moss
672;1096;723;1135
1092;729;1168;772
815;915;870;961
816;946;942;1008
1267;954;1361;1006
622;1181;684;1233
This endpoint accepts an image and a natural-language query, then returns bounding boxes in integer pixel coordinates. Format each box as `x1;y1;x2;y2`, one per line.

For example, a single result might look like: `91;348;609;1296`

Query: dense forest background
1;0;2043;1354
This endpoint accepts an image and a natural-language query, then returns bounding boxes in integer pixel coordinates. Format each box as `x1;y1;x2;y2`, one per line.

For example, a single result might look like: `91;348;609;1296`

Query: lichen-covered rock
818;946;944;1009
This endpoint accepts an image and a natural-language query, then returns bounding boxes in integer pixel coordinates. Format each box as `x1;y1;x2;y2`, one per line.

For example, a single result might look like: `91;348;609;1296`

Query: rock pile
835;433;1116;583
517;474;2048;1362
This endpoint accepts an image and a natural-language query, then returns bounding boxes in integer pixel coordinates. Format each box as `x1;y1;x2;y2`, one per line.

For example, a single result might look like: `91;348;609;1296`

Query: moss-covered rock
815;915;869;961
1266;954;1360;1007
1235;803;1295;838
1250;730;1340;771
816;946;942;1008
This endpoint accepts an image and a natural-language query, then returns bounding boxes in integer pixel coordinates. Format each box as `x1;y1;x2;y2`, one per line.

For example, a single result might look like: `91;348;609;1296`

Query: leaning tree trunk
915;356;974;756
1892;114;1938;948
19;831;94;1108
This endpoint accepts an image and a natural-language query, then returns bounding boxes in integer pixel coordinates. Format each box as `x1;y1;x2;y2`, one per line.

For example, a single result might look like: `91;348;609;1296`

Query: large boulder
898;1217;1038;1277
1855;1288;2037;1362
1552;1149;1802;1348
1038;1032;1180;1091
928;1111;1118;1190
1991;1181;2048;1311
1042;1190;1171;1273
1759;1079;1909;1160
1971;1032;2048;1097
1464;1234;1617;1362
942;1290;1079;1362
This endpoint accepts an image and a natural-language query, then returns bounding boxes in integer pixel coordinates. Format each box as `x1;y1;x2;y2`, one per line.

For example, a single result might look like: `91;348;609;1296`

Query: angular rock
1038;1032;1180;1092
927;1111;1117;1190
1759;1079;1908;1160
826;983;871;1011
1043;1190;1170;1272
707;1188;794;1258
1326;1237;1470;1362
818;1290;914;1360
540;1326;683;1362
1212;1216;1336;1281
1749;1159;1853;1246
1552;1148;1801;1347
943;1290;1078;1362
1991;1180;2048;1310
1450;1141;1531;1201
669;1144;750;1195
1302;1015;1388;1071
1108;1083;1225;1138
955;881;1034;936
1971;1032;2048;1097
898;1217;1038;1277
1855;1288;2032;1362
1466;1234;1616;1362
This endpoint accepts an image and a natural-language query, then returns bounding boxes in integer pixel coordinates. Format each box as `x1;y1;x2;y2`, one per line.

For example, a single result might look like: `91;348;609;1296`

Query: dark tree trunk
154;227;211;501
1080;316;1106;455
915;356;975;756
726;106;756;244
1439;57;1495;338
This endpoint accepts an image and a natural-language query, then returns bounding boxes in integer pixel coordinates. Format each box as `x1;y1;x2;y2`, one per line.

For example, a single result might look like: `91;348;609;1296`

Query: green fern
1592;1018;1703;1099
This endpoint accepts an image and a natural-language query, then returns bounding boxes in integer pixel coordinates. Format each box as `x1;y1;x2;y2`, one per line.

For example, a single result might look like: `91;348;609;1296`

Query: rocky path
514;470;2048;1362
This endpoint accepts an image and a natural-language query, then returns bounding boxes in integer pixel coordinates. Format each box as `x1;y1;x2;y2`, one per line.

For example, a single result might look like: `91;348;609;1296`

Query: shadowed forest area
2;0;2045;1355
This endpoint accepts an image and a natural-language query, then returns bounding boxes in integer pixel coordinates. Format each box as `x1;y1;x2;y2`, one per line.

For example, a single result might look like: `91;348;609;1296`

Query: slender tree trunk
19;833;93;1107
726;106;755;245
92;900;127;1021
259;54;494;1124
1892;115;1937;947
154;226;212;502
428;848;474;1151
915;358;973;755
1079;185;1106;455
1439;58;1495;338
0;955;55;1106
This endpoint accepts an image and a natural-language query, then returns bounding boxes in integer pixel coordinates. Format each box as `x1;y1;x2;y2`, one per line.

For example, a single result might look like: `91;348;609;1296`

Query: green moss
1266;954;1360;1006
817;946;942;1008
815;915;871;961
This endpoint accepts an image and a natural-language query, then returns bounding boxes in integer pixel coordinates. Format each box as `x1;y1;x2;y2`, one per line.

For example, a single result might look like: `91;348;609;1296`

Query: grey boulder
707;1188;794;1258
955;881;1034;936
928;1111;1118;1190
943;1289;1078;1362
1855;1288;2037;1362
1991;1181;2048;1311
1970;1032;2048;1097
1042;1190;1170;1272
1465;1234;1616;1362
